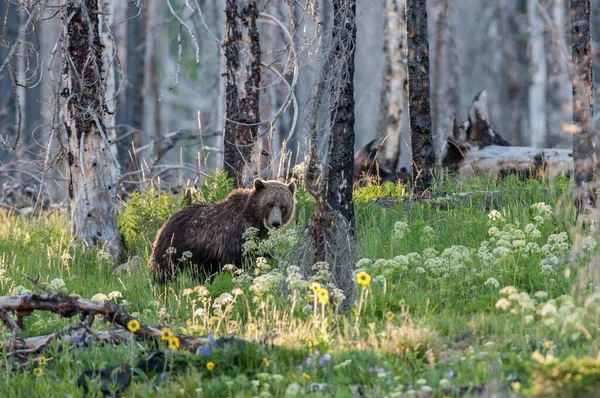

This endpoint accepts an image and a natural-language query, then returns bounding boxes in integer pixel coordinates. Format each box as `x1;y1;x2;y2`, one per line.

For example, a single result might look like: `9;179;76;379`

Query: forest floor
1;175;599;397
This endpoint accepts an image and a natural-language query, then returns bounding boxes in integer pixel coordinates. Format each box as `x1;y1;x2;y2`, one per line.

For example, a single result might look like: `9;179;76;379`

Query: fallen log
441;90;573;178
449;144;573;179
0;275;243;365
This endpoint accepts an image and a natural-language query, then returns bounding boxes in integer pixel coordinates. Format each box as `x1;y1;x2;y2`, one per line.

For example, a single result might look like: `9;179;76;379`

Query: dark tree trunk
223;0;261;187
406;0;435;194
570;0;595;212
327;0;357;232
62;0;123;260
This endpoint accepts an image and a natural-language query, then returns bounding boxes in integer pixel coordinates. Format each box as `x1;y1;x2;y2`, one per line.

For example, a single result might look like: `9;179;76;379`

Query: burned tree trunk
223;0;261;187
375;0;407;172
406;0;435;194
62;0;123;260
327;0;357;232
570;0;595;212
303;0;357;308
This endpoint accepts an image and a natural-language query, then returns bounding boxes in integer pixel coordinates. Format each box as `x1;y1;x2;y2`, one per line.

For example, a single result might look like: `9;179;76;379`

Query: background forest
1;1;600;397
1;0;599;205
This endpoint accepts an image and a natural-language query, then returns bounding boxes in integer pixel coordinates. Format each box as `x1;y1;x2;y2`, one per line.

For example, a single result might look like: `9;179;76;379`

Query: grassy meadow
1;175;600;397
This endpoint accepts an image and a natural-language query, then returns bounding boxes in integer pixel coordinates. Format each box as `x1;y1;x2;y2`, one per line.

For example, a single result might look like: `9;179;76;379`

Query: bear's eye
281;205;287;213
267;202;275;208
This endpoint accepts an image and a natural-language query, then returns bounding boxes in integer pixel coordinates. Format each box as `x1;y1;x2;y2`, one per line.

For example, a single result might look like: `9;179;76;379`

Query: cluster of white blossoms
495;286;598;342
393;221;411;240
353;202;598;289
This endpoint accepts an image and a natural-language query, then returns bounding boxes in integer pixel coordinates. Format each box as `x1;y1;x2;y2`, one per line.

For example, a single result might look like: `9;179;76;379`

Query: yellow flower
309;282;321;292
127;319;140;333
168;336;180;350
510;381;521;391
544;340;552;350
160;328;173;341
38;356;47;366
302;372;311;380
263;357;269;367
33;367;43;377
317;288;329;305
356;271;371;287
387;311;395;321
206;361;215;370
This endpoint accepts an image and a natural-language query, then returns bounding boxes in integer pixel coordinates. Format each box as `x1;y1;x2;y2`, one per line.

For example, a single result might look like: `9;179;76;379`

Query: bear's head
250;178;296;229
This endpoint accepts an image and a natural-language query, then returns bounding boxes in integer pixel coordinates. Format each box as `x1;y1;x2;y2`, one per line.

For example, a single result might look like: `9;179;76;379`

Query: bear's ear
287;181;296;194
254;178;266;190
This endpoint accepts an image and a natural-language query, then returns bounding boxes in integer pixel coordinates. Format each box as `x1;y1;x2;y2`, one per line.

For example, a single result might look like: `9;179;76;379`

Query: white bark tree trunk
527;0;547;147
376;0;406;171
99;0;117;156
62;0;123;260
143;0;160;151
546;0;572;147
430;0;460;162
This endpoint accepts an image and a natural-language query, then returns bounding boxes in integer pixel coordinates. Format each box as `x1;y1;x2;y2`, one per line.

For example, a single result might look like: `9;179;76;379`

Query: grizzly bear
150;179;296;282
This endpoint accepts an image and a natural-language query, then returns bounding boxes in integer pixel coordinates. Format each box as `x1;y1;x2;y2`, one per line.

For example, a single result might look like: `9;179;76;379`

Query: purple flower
196;345;211;356
369;367;374;372
305;357;312;365
378;368;385;374
446;370;455;378
314;350;320;356
319;353;331;365
297;365;303;372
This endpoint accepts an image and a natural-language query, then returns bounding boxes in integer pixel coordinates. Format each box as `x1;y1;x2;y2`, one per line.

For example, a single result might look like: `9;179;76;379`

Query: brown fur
150;179;296;282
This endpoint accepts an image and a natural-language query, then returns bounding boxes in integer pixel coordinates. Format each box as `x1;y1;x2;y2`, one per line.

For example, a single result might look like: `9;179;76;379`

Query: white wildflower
488;210;504;222
540;302;557;317
484;278;500;288
393;221;410;240
107;291;122;300
194;285;210;297
91;293;109;302
495;298;511;310
500;286;518;295
582;236;597;252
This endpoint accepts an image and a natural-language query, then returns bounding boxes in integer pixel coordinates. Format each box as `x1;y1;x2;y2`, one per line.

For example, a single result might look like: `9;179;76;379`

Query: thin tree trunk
528;0;547;147
116;2;144;175
497;0;523;146
546;0;572;147
99;0;117;157
0;1;19;159
430;0;459;162
376;0;406;172
62;0;123;260
570;0;595;212
143;0;161;155
223;0;261;187
406;0;435;194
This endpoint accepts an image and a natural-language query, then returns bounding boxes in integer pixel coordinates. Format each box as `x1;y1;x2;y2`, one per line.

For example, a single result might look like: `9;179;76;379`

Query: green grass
1;175;600;397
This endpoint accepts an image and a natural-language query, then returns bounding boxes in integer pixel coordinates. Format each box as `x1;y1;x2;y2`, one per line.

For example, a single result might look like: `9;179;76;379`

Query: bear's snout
268;207;283;228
